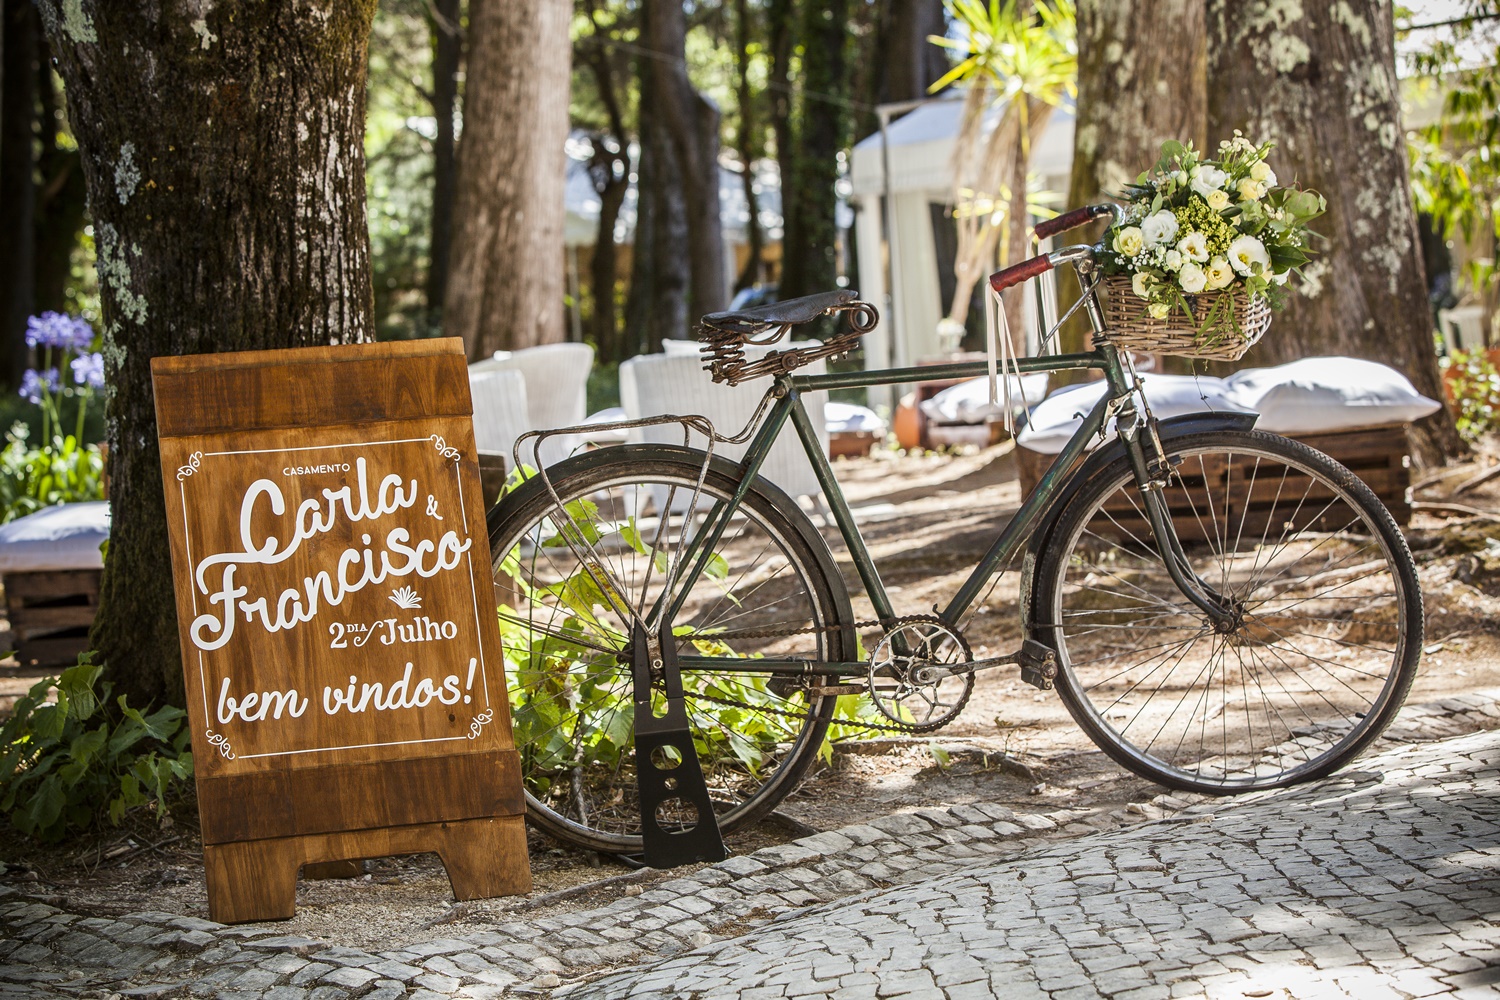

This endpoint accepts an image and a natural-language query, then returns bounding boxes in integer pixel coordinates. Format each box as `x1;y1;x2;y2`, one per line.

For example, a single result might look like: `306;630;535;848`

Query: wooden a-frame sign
153;338;531;923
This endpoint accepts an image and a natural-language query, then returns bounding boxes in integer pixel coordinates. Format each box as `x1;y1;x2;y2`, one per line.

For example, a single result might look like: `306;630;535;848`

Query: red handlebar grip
1034;204;1113;241
989;254;1054;294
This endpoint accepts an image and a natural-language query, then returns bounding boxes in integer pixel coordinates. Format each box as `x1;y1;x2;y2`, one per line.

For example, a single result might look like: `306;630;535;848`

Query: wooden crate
3;569;101;668
1015;422;1412;544
830;429;881;459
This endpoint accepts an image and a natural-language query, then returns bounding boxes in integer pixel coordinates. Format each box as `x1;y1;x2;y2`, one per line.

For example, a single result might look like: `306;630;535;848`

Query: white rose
1148;302;1171;320
1113;226;1145;257
1227;234;1271;276
1205;189;1231;212
1141;210;1180;246
1177;262;1208;294
1163;249;1184;272
1177;232;1209;262
1205;256;1235;290
1190;165;1227;198
1236;177;1266;202
1132;272;1151;299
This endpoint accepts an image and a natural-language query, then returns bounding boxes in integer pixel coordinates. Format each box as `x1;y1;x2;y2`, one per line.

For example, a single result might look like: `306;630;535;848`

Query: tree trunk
33;31;87;316
767;0;795;291
39;0;378;708
732;0;763;294
781;0;851;303
0;0;36;390
579;7;631;364
445;0;571;359
1060;0;1206;361
882;0;946;104
642;0;725;324
1206;0;1464;464
624;59;690;355
424;0;461;332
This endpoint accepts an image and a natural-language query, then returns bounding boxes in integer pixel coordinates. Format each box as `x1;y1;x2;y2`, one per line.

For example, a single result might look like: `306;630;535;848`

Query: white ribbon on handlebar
984;280;1031;437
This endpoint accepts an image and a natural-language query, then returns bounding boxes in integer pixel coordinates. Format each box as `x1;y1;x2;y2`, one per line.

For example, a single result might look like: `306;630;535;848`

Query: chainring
866;615;975;733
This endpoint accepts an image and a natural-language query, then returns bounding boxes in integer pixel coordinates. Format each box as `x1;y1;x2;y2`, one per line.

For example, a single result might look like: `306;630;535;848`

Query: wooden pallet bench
1015;422;1412;545
4;568;100;668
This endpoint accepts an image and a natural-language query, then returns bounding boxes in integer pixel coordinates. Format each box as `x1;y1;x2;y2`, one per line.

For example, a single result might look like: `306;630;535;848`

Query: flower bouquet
1099;134;1325;360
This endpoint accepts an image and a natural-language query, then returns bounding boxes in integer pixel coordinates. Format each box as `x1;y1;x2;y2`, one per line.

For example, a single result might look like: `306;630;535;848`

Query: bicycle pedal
1018;639;1058;691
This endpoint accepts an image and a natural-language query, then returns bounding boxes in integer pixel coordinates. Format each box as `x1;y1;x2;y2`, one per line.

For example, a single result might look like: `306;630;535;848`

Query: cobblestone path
568;730;1500;1000
1;694;1498;999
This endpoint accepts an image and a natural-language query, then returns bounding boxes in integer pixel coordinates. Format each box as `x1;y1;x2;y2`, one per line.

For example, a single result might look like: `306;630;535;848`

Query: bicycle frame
660;245;1240;676
662;337;1153;674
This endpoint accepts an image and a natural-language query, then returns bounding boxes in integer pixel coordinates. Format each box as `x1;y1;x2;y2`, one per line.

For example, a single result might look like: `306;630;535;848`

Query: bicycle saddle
700;289;861;334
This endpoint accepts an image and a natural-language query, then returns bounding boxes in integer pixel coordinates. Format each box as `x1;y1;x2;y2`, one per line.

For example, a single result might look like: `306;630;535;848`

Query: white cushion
0;501;110;573
661;338;705;357
826;401;886;435
579;406;630;445
920;374;1051;425
1016;373;1239;455
1223;357;1441;433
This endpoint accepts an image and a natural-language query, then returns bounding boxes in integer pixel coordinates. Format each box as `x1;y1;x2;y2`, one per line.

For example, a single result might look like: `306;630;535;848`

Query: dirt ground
6;440;1500;948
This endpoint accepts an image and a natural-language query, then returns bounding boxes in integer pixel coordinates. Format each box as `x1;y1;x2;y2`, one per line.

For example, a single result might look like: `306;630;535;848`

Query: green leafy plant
1443;349;1500;441
0;658;193;842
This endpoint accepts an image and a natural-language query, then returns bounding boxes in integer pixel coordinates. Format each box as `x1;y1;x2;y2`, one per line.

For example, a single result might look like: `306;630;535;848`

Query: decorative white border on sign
177;436;493;762
205;729;236;760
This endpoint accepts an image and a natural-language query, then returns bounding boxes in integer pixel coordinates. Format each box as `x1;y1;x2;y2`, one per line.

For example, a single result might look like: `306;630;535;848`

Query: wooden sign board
153;338;531;923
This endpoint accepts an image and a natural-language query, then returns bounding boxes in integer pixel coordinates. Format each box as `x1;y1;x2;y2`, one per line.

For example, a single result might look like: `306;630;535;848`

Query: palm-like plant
930;0;1076;351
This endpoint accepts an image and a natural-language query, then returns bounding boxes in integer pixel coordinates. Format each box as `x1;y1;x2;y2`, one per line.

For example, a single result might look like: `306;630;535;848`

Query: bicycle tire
488;445;854;854
1032;429;1422;793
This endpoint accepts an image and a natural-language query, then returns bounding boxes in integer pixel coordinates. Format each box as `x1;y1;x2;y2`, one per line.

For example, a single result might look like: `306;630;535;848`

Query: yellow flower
1132;272;1151;299
1147;302;1171;320
1250;160;1276;185
1205;256;1235;290
1236;178;1266;202
1113;226;1145;257
1205;189;1231;212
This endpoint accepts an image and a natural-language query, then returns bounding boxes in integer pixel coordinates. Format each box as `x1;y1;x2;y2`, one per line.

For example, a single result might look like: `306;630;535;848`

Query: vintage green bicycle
487;204;1422;857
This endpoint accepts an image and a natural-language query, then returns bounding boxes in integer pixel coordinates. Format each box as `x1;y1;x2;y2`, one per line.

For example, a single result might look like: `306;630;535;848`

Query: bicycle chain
679;612;967;736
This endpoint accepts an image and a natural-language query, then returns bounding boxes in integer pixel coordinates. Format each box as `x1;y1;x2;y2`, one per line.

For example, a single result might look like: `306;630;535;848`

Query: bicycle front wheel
488;446;853;854
1033;429;1422;793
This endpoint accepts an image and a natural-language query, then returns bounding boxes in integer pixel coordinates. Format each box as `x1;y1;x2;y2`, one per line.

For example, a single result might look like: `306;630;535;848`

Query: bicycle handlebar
989;204;1127;293
1033;203;1117;241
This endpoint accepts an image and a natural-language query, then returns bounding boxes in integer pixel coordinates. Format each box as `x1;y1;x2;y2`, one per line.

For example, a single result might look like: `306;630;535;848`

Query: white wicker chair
470;342;595;468
619;346;830;512
467;368;530;466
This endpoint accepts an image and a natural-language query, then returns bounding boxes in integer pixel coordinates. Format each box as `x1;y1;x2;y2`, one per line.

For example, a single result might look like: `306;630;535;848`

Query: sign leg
204;840;299;923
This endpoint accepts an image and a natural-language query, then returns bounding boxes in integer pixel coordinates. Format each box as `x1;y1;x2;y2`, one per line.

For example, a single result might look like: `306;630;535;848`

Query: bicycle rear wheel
488;446;853;854
1033;429;1422;793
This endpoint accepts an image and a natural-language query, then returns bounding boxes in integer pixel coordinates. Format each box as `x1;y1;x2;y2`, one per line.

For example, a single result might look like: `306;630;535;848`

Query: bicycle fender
485;443;859;655
1019;410;1259;640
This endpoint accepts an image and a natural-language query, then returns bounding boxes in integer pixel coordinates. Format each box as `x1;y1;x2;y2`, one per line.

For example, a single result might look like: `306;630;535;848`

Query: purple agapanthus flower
24;312;95;352
18;368;61;404
71;351;105;389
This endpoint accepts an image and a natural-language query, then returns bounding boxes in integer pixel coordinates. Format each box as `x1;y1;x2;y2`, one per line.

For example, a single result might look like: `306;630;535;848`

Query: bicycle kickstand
629;620;728;869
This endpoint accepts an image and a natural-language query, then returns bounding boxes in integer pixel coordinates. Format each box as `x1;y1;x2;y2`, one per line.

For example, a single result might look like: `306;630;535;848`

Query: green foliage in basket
1100;135;1325;342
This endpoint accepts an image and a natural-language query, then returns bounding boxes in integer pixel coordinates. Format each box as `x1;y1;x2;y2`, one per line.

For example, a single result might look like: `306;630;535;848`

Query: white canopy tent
849;96;1075;404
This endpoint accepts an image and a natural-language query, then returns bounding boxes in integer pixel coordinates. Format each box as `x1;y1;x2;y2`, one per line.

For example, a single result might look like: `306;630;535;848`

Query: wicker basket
1101;275;1272;361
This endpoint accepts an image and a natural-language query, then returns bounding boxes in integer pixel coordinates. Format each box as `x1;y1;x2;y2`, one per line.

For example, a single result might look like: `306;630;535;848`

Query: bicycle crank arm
911;639;1059;689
